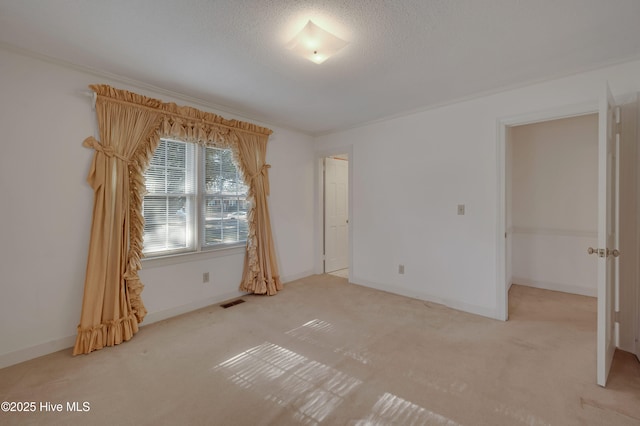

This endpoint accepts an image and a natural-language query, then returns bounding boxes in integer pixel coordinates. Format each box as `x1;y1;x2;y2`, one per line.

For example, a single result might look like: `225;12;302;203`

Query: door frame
315;146;353;280
636;94;640;361
496;101;598;321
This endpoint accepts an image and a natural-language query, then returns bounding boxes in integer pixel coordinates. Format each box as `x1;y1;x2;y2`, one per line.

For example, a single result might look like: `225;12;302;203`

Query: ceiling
1;1;640;135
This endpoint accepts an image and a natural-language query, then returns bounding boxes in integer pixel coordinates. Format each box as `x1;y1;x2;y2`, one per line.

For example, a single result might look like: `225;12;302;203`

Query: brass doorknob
588;247;620;257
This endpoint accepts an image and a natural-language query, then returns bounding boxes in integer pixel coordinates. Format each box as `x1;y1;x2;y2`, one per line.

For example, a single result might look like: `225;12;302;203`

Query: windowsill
141;245;246;269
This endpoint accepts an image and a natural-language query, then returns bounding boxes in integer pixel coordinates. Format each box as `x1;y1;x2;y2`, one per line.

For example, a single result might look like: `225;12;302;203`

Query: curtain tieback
83;137;129;163
249;164;271;196
249;164;271;181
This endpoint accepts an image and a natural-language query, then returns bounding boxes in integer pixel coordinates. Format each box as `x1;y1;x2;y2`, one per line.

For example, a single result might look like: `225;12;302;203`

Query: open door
324;156;349;273
636;97;640;365
595;83;621;387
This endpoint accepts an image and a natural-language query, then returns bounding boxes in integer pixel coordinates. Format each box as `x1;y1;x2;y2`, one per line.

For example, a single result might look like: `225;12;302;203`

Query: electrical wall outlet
203;272;210;283
398;264;405;274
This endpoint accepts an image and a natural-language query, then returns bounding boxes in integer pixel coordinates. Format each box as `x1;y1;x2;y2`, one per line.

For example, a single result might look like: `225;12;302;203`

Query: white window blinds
142;139;247;257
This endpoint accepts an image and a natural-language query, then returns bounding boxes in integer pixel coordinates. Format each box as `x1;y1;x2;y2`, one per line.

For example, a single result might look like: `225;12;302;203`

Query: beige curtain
236;132;282;295
74;87;163;355
75;85;278;356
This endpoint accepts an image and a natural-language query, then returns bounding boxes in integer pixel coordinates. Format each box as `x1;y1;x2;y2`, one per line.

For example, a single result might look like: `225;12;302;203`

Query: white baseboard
351;276;498;320
145;271;317;327
142;290;248;325
0;335;77;370
512;277;597;297
0;272;317;370
281;270;315;284
0;290;249;370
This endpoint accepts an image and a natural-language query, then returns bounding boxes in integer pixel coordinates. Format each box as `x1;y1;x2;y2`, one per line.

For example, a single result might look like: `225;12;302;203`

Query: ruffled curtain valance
74;85;280;355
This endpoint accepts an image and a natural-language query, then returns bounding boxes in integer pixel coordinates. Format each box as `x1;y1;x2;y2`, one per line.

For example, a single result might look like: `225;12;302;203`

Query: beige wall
511;114;598;233
510;114;599;296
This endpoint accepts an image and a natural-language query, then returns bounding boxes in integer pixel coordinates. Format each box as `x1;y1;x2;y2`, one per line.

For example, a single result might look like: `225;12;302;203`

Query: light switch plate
457;204;465;215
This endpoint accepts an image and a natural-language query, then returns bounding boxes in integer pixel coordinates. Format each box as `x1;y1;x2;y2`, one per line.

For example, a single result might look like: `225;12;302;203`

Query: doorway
507;114;599;298
324;154;349;277
498;95;640;384
497;102;600;321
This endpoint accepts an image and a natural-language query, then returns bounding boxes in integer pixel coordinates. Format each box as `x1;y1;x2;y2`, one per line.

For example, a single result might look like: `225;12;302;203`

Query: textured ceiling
1;1;640;135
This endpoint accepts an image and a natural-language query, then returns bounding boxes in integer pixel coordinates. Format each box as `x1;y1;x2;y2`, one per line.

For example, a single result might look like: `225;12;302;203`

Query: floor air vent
221;299;246;309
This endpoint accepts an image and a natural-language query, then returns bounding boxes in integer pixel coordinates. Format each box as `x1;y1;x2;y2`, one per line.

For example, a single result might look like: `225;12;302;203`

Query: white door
325;157;349;273
636;97;640;364
596;83;620;387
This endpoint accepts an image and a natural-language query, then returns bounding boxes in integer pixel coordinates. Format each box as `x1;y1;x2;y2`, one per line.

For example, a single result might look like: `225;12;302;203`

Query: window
142;139;248;257
203;146;249;247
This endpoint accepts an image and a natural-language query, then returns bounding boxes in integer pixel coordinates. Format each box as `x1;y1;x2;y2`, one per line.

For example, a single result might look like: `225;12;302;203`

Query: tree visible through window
142;139;247;256
203;146;249;247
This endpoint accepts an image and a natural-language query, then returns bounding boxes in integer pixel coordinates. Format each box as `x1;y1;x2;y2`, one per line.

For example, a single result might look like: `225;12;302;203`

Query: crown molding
313;53;640;138
0;41;313;137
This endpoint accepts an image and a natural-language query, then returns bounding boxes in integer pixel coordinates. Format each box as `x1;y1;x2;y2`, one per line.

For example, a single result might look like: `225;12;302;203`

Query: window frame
142;138;248;263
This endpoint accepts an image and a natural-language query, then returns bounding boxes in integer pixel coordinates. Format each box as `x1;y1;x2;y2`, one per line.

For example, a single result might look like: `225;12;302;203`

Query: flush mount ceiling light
286;20;348;64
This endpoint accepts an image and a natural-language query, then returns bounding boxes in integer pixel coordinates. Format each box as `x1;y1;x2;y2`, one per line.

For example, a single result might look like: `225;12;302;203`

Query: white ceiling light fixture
286;20;348;64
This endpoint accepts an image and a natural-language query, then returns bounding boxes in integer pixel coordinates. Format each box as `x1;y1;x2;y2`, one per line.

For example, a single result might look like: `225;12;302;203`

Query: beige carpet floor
1;275;639;425
328;269;349;279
